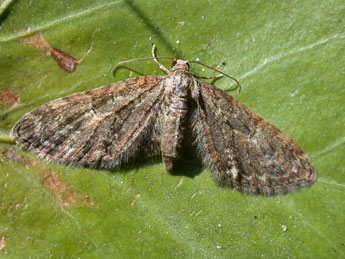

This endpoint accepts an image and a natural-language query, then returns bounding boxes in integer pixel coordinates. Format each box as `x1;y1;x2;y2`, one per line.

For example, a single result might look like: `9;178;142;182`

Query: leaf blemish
24;34;92;73
129;193;141;207
2;147;26;164
0;90;20;108
42;170;93;207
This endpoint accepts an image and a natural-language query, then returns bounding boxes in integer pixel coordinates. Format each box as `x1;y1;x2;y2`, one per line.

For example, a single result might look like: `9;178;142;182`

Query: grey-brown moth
11;51;316;196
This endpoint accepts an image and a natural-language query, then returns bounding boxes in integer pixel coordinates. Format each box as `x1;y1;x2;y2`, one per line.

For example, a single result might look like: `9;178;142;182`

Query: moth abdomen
161;71;193;173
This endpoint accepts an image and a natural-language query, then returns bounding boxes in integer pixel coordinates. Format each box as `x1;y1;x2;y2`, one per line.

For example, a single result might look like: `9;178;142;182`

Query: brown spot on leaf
30;160;37;166
2;147;26;164
24;34;91;73
25;34;50;51
42;170;93;207
0;90;20;107
2;147;92;208
129;193;141;207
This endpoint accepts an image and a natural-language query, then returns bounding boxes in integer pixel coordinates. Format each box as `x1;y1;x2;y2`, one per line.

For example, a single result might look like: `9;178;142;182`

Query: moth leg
152;43;170;74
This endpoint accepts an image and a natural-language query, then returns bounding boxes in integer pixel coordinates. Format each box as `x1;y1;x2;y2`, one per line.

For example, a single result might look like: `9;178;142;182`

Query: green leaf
0;0;344;257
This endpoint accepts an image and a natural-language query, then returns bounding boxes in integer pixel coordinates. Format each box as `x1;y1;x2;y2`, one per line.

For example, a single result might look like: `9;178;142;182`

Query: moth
11;47;316;196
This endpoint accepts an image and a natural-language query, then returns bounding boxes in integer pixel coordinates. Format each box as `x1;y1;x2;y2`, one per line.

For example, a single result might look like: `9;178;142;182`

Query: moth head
171;59;190;72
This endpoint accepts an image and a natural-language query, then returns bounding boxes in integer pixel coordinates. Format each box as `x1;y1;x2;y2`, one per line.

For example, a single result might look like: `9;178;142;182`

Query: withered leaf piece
11;60;316;196
24;34;89;73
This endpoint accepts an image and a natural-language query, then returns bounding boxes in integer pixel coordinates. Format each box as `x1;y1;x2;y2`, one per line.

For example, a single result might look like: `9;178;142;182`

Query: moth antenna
78;27;99;63
192;74;223;80
152;43;170;74
188;60;241;92
78;40;93;63
111;56;174;75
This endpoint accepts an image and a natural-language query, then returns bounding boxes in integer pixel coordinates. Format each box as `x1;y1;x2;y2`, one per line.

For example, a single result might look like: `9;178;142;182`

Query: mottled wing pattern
191;81;316;196
11;76;165;168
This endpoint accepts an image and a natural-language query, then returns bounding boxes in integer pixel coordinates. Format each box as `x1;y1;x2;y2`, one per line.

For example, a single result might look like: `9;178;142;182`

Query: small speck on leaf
0;237;5;250
281;225;288;232
175;178;184;189
129;193;141;207
191;190;202;200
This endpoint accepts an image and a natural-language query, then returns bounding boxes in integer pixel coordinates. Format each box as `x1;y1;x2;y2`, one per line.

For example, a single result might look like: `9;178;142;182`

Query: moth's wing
191;81;316;196
11;76;165;168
